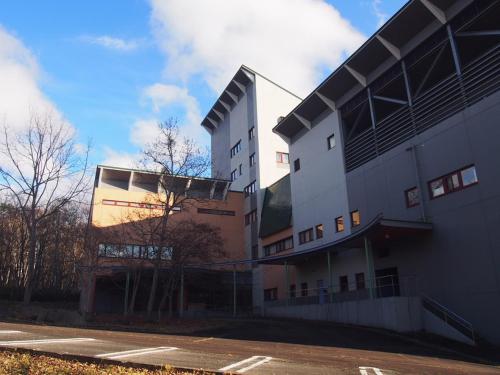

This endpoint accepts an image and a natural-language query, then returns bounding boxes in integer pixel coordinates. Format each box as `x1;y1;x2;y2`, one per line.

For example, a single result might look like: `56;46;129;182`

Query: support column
233;264;237;317
284;261;289;306
327;251;333;302
179;267;184;318
364;237;376;299
124;271;130;316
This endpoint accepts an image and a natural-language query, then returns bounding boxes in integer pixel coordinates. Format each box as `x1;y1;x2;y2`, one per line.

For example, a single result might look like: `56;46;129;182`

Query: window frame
428;165;478;199
350;210;361;227
248;127;255;140
249;153;255;167
244;180;256;197
298;228;314;245
339;275;349;292
230;169;237;182
245;210;257;226
315;224;323;239
230;140;242;158
276;151;290;164
335;216;345;232
293;158;300;172
327;134;336;150
405;186;420;208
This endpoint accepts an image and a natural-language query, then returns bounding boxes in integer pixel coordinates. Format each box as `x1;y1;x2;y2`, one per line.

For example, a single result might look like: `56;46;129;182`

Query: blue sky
0;0;406;168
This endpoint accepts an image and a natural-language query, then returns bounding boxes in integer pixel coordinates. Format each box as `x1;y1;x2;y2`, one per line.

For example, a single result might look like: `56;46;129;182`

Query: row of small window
245;209;258;226
231;127;255;160
263;236;294;257
405;165;478;207
98;243;172;260
263;273;365;301
244;180;256;197
230;164;243;181
298;211;360;245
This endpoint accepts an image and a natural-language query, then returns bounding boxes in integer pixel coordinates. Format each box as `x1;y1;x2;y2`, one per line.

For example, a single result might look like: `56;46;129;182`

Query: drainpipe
407;144;427;221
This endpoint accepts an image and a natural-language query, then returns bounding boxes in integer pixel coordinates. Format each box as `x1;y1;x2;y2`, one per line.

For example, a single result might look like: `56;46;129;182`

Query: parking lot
0;320;499;374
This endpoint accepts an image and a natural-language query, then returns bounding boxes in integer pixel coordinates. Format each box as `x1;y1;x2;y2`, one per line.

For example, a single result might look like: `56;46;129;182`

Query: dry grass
0;350;211;375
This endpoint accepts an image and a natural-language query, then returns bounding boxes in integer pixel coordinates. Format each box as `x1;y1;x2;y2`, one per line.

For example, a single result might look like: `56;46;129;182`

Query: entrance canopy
258;215;432;265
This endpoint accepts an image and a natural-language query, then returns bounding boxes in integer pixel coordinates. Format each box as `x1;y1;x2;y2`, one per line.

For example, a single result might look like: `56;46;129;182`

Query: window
230;140;242;158
264;288;278;301
276;151;289;164
298;228;314;245
339;275;349;292
301;282;308;297
289;284;296;298
248;127;255;140
239;163;242;176
335;216;344;232
327;134;336;150
350;210;360;227
293;158;300;172
230;169;237;181
405;187;419;207
315;224;323;239
197;208;235;216
429;165;478;199
355;272;365;290
98;244;172;260
249;153;255;167
244;180;256;197
263;236;294;256
245;210;257;226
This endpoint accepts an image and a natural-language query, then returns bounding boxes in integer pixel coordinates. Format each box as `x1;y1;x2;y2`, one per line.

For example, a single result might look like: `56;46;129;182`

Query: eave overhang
272;0;473;143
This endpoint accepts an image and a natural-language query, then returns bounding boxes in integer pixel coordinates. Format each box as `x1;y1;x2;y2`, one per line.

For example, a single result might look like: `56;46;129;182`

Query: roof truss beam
315;92;336;111
376;35;401;60
372;95;407;105
419;0;447;24
456;30;500;37
293;113;312;130
345;65;367;87
206;117;218;128
226;90;239;104
219;100;231;112
233;80;246;94
212;109;224;121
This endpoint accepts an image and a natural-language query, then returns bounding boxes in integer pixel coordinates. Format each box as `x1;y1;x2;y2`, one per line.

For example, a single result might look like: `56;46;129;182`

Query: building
80;165;251;316
266;0;500;345
201;65;302;310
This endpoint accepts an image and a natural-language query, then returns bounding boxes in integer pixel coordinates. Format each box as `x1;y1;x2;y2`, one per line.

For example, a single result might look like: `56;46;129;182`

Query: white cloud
0;25;65;131
371;0;389;28
141;83;206;144
101;147;141;169
149;0;366;97
80;35;140;52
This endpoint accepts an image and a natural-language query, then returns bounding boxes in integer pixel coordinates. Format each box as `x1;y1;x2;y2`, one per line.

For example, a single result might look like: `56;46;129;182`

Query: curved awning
259;215;433;265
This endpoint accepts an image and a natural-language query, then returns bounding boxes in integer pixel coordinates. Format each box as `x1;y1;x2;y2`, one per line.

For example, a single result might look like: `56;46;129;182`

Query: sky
0;0;406;169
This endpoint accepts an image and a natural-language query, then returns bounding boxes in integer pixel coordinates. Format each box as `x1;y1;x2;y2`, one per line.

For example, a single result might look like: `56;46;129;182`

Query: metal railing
421;294;475;343
264;275;419;308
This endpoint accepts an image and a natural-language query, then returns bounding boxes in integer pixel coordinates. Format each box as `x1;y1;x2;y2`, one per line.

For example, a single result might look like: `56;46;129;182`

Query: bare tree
157;219;224;320
140;118;211;319
0;113;90;304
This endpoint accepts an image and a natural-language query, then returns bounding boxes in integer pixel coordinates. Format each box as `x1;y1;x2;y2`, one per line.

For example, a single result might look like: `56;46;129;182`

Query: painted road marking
359;367;384;375
0;330;23;334
96;346;178;360
0;338;96;346
219;356;273;373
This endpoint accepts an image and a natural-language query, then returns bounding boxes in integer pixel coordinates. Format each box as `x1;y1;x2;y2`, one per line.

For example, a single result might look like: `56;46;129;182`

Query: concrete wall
344;90;500;344
288;109;351;252
264;296;423;333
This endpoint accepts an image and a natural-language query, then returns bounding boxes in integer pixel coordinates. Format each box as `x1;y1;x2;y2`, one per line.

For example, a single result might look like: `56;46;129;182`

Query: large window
244;180;256;197
335;216;345;232
405;187;419;207
263;236;294;256
230;140;242;158
98;243;172;260
429;165;478;199
298;228;314;245
276;151;289;164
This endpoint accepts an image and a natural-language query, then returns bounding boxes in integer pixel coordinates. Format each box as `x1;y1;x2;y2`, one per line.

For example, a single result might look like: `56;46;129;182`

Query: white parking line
0;330;23;334
219;356;273;373
0;338;96;346
359;367;384;375
96;346;178;360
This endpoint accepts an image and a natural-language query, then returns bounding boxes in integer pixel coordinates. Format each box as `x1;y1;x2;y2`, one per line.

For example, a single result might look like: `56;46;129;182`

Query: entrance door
375;267;400;297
